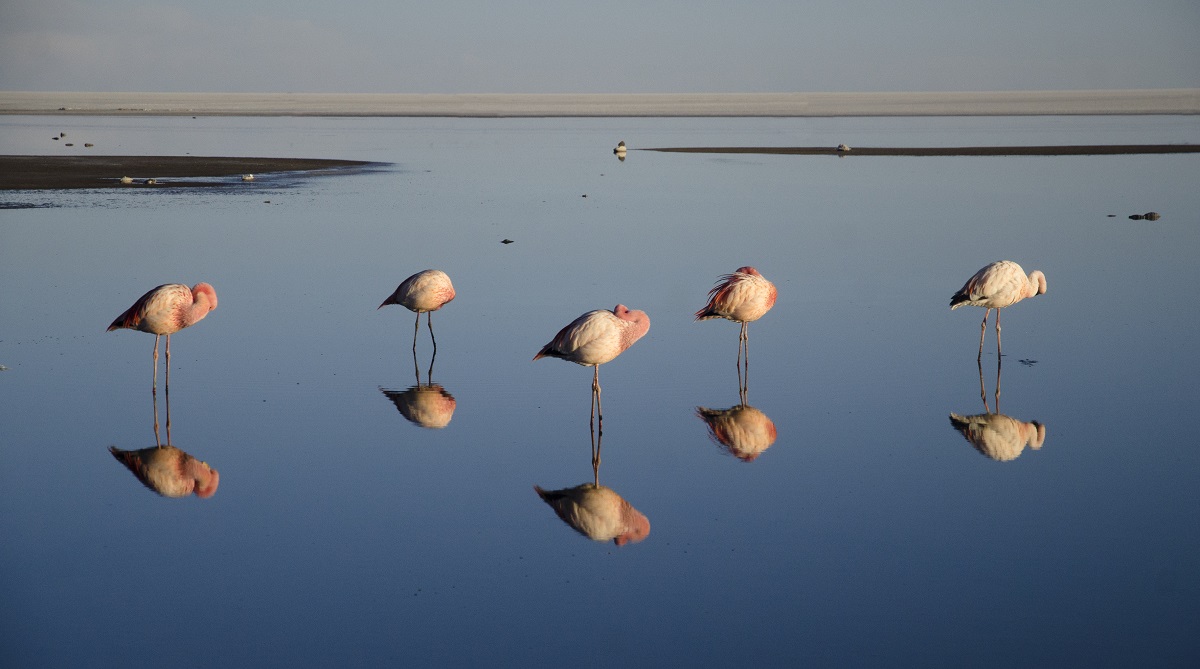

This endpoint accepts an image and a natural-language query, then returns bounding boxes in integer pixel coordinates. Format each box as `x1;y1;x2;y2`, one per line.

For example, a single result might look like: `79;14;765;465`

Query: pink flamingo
107;283;218;392
109;445;219;498
379;269;456;353
695;266;777;371
534;484;650;546
533;304;650;431
950;261;1046;359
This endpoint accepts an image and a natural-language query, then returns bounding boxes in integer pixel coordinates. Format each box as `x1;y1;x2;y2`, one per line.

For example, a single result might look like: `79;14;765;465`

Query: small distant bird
120;176;133;184
534;304;650;429
501;239;514;244
107;283;218;389
143;178;157;185
613;140;627;155
242;174;254;181
84;143;94;148
695;267;777;369
950;261;1046;359
534;483;650;546
837;143;852;152
379;269;456;352
109;445;220;498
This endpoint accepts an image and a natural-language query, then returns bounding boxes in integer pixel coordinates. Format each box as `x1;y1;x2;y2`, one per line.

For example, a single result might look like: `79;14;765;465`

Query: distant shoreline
2;90;1198;117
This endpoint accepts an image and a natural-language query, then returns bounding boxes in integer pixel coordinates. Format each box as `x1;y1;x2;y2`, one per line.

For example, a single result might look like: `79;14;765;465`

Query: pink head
735;266;760;276
612;304;650;347
185;458;220;498
192;282;218;313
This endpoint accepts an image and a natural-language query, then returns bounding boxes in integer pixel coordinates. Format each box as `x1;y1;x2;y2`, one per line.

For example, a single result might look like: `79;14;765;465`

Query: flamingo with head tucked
107;283;218;391
695;266;777;371
534;304;650;431
950;261;1046;359
379;269;456;353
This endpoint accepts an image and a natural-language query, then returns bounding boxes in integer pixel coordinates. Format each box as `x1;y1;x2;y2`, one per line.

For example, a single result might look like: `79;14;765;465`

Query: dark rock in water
1144;211;1161;221
1106;214;1116;217
1129;214;1144;220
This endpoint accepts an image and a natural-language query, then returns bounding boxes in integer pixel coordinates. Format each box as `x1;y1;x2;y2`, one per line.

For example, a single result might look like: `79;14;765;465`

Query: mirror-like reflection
380;342;457;429
534;411;650;546
108;444;220;498
696;351;778;462
948;359;1046;462
108;368;220;497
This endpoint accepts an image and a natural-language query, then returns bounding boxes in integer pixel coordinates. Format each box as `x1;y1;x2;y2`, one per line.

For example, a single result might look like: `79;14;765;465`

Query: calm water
2;114;1199;667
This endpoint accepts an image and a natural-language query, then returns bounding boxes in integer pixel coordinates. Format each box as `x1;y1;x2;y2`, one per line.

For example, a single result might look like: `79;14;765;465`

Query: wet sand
2;90;1198;117
0;155;370;190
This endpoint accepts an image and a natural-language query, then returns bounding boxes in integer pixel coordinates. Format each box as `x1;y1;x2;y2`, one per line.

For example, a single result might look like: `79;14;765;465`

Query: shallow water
2;114;1199;667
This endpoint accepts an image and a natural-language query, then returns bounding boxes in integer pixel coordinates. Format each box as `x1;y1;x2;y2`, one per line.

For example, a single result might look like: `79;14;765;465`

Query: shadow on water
948;358;1047;462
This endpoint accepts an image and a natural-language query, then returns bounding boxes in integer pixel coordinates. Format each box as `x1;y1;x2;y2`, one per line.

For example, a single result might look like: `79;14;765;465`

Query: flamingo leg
590;405;602;486
411;312;420;356
592;365;604;437
995;355;1003;413
151;334;160;398
995;308;1003;359
977;357;989;413
978;309;991;359
427;311;437;354
152;374;162;447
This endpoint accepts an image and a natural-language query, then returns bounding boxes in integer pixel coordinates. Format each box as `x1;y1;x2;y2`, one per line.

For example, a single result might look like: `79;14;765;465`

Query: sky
1;0;1197;94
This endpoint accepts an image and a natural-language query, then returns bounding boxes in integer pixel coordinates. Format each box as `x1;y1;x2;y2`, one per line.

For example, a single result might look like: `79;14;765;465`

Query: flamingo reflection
948;358;1046;462
380;342;456;429
534;407;649;546
695;353;777;462
109;444;220;498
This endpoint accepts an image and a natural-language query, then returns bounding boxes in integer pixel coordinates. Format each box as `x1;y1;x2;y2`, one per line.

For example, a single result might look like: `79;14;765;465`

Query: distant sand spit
2;90;1198;117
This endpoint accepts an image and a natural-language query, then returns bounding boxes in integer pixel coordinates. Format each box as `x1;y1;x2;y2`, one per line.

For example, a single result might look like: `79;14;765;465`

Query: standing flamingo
950;261;1046;359
107;283;218;393
379;269;456;353
695;266;777;372
533;304;650;432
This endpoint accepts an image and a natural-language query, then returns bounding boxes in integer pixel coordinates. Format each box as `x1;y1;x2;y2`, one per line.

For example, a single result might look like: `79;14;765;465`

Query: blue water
2;114;1199;667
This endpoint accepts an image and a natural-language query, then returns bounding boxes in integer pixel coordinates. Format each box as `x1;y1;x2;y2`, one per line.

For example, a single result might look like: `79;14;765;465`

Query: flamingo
950;261;1046;359
696;405;778;462
378;269;456;353
107;283;218;392
695;266;777;372
534;484;650;546
533;304;650;432
109;445;219;498
949;413;1046;462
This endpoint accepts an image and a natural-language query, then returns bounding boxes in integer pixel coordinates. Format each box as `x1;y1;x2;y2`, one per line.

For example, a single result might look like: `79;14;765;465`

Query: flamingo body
381;385;457;429
533;304;649;367
695;266;777;325
378;269;455;313
950;261;1046;311
950;261;1046;358
109;445;220;498
535;484;650;546
108;283;218;336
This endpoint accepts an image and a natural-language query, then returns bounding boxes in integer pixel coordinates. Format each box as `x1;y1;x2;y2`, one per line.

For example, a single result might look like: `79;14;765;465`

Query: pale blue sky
1;0;1197;93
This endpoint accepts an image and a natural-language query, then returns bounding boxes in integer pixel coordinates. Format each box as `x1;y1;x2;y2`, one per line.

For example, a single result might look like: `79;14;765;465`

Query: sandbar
1;90;1198;117
0;155;370;190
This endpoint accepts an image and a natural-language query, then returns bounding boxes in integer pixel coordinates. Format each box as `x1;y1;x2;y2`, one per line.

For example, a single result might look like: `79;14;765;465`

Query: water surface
2;115;1199;667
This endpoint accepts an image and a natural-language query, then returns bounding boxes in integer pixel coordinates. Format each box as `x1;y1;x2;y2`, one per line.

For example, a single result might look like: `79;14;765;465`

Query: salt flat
1;90;1198;117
